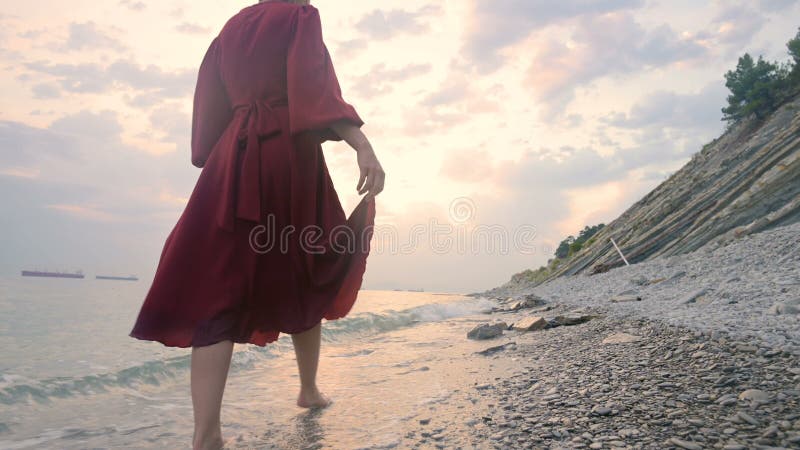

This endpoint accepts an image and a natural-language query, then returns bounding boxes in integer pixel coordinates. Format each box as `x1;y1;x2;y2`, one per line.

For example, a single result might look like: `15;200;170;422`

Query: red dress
129;2;375;348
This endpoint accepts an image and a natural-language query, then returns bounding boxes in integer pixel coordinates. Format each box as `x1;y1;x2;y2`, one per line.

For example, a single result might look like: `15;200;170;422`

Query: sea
0;276;509;449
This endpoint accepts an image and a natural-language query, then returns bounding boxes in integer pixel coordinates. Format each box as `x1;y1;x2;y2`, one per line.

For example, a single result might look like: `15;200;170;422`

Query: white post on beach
609;237;630;266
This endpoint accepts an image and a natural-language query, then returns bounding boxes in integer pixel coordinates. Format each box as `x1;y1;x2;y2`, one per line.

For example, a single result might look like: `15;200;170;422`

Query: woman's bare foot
192;431;224;450
297;385;332;408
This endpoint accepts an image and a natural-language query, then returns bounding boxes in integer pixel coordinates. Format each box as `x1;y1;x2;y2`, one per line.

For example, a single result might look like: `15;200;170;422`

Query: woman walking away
128;0;384;448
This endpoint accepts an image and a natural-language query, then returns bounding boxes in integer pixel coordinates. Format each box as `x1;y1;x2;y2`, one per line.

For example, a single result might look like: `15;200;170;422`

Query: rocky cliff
514;93;800;285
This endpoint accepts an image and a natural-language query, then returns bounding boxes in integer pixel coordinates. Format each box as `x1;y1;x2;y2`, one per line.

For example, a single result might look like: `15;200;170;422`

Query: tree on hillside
555;236;574;259
721;54;784;122
554;223;605;259
721;28;800;124
787;27;800;84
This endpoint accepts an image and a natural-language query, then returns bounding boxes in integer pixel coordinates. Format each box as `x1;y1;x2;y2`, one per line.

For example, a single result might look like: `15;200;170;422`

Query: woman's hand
356;148;384;200
330;120;385;200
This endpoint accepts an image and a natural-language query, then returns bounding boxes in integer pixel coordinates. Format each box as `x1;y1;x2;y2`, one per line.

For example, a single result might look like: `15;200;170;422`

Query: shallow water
0;276;505;449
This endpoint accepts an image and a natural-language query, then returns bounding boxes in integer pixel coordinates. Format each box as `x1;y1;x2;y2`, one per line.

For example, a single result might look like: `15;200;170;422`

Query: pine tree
721;54;782;122
787;28;800;85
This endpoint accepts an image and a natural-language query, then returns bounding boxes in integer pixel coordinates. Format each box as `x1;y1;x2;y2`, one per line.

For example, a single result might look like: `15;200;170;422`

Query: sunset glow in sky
1;0;798;291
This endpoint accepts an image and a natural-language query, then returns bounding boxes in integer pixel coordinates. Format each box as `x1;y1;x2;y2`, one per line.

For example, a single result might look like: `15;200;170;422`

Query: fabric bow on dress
217;99;287;232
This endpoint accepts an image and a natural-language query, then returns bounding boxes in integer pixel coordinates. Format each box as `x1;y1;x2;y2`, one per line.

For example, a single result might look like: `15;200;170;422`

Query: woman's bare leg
191;340;234;450
290;322;332;408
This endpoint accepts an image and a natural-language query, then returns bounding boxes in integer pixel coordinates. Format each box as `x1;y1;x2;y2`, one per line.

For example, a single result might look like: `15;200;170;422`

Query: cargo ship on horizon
96;275;139;281
21;270;85;279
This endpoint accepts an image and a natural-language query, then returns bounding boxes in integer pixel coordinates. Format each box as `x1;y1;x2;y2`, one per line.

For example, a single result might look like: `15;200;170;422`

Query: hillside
500;93;800;289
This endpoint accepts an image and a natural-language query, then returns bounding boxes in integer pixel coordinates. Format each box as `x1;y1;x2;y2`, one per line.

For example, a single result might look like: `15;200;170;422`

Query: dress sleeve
191;37;232;168
287;6;364;142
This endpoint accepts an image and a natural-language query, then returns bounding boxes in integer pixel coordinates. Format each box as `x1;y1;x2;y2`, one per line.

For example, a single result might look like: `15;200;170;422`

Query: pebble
762;425;779;437
739;388;771;403
591;406;612;416
736;411;760;426
681;288;709;305
618;428;639;438
602;332;641;344
722;443;746;450
669;437;703;450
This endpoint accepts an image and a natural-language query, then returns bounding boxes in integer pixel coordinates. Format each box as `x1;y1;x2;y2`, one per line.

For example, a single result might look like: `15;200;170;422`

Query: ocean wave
321;297;496;342
0;346;280;407
0;296;496;406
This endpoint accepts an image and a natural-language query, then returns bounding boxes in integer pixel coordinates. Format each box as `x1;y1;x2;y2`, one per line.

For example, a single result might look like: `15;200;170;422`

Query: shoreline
396;298;800;448
393;221;800;448
477;220;800;356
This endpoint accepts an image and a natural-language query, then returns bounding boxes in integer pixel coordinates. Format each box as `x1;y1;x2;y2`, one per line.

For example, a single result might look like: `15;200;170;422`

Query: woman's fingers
365;167;385;200
357;169;367;192
359;167;375;195
371;170;385;197
356;148;385;199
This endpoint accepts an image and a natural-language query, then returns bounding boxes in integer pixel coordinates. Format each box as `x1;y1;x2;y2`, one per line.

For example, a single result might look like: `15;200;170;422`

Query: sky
0;0;798;293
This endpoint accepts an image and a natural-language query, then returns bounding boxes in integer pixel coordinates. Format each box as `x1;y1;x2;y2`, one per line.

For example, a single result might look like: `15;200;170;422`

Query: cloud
106;61;196;96
756;0;799;11
402;108;470;135
444;98;719;202
0;112;214;277
602;82;728;131
614;126;708;172
349;63;431;98
124;91;165;108
331;38;367;60
0;112;197;224
526;12;707;117
49;110;124;143
400;74;502;135
439;146;627;239
0;174;167;277
24;61;113;93
118;0;146;12
0;167;40;179
354;5;439;40
704;4;767;49
45;203;120;222
499;146;625;190
31;83;61;99
463;0;645;72
24;59;196;99
18;29;44;39
420;80;470;107
169;7;184;19
0;121;81;167
148;104;190;148
176;22;212;35
594;83;729;173
63;21;126;51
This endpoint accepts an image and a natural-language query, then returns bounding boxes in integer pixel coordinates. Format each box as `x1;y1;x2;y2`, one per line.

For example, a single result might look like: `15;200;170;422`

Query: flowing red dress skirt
129;114;375;347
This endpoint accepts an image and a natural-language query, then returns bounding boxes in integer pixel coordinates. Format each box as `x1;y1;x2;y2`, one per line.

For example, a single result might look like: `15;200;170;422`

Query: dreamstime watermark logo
448;197;476;224
248;197;546;256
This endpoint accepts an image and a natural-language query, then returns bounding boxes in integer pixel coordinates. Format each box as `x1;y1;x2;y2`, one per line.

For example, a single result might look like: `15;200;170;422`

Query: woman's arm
330;120;385;200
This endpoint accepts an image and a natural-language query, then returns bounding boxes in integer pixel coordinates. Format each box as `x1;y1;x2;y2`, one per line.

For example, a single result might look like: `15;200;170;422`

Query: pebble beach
398;221;800;449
